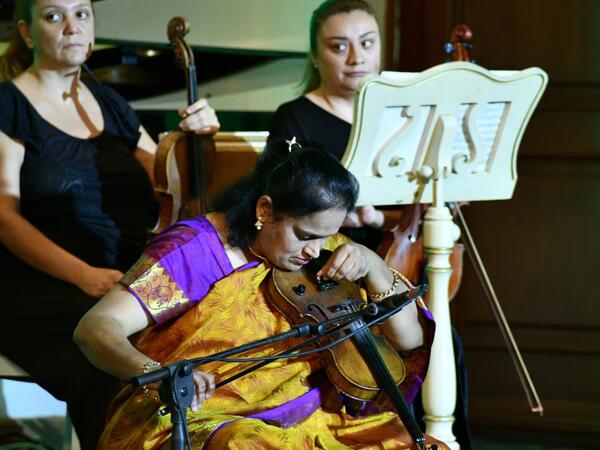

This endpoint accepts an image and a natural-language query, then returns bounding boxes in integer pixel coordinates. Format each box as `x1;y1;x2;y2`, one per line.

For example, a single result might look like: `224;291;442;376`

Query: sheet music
345;64;548;204
453;102;506;172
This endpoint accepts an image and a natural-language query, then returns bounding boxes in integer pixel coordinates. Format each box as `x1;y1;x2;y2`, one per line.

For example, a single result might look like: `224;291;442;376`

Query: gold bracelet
141;360;162;401
368;267;406;300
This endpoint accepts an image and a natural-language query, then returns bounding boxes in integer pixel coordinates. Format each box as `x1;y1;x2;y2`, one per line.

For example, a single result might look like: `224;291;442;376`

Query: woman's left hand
342;206;384;229
191;370;216;413
178;98;220;134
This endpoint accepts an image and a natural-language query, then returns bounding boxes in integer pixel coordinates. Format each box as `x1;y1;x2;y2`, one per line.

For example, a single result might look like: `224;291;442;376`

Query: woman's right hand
77;266;124;299
178;98;220;135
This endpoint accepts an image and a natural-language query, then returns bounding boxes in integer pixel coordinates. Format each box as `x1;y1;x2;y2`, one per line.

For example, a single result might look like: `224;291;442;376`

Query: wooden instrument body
266;266;406;402
152;17;216;233
378;207;464;301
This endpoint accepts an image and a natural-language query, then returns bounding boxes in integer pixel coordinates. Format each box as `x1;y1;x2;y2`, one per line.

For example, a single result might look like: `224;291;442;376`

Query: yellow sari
99;218;445;449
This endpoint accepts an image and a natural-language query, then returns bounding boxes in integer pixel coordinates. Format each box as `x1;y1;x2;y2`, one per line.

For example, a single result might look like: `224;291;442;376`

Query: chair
0;355;75;450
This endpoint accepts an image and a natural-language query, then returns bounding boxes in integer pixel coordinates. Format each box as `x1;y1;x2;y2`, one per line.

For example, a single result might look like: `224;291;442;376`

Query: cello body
264;249;428;448
377;207;464;301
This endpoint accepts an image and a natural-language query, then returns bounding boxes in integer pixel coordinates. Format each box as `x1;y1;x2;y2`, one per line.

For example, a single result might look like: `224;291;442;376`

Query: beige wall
94;0;325;53
94;0;387;56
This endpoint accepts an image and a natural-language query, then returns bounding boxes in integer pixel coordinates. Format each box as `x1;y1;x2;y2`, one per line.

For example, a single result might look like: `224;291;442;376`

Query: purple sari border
201;388;322;449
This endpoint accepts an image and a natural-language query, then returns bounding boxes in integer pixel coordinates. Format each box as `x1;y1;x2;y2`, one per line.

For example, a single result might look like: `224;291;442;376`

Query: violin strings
197;289;423;366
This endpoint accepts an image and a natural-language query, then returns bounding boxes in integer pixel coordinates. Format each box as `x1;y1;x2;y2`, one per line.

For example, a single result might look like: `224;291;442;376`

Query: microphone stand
131;285;427;450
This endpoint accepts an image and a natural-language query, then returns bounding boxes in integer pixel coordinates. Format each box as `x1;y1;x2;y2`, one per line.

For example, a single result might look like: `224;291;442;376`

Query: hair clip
286;136;302;152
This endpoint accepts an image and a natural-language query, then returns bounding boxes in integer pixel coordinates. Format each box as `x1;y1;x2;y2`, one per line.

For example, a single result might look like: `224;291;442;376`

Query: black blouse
0;80;155;302
268;96;351;160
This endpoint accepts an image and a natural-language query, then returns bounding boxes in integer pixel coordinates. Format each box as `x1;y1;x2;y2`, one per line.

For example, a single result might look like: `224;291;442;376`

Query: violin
265;250;428;450
152;17;216;234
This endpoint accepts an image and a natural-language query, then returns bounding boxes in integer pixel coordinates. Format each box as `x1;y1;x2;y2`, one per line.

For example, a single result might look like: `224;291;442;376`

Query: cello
446;24;543;416
152;17;216;234
379;24;543;416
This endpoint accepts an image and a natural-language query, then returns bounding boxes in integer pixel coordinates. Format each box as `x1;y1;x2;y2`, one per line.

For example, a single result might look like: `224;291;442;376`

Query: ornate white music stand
341;61;547;449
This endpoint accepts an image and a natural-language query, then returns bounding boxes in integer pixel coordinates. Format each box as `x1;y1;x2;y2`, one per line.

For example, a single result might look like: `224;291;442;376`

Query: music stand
341;61;548;449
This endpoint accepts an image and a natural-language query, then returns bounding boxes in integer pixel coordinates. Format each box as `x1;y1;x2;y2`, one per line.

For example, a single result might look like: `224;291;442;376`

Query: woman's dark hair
302;0;377;93
213;141;359;248
0;0;34;80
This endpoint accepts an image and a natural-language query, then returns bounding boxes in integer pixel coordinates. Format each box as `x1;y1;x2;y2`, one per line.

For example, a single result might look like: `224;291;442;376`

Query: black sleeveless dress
0;80;155;449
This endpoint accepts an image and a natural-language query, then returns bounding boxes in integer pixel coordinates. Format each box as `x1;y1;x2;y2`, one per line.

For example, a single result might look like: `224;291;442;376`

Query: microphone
365;284;428;324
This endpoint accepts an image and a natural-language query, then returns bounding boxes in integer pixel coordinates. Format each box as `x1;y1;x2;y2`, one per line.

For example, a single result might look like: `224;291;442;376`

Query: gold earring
254;218;263;231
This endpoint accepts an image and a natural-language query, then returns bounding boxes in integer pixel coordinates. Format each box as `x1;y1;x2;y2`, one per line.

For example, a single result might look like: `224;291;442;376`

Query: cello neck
167;16;214;216
187;64;198;105
351;319;426;449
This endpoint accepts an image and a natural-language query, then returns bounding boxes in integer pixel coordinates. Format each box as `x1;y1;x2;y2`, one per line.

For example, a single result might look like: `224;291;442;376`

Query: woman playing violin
74;143;447;449
0;0;218;447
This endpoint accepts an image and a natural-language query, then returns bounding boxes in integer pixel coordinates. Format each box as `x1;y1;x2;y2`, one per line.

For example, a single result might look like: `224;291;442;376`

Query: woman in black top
269;0;404;249
0;1;219;448
269;2;472;447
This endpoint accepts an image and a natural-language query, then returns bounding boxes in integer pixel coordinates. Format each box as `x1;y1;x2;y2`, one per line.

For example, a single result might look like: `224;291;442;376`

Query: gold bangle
142;360;162;401
368;267;407;300
395;270;414;289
